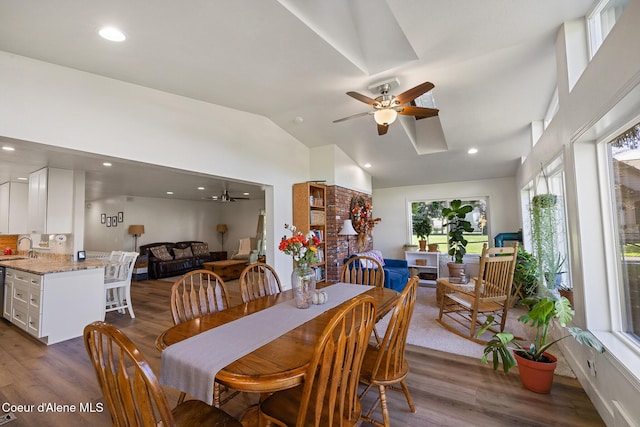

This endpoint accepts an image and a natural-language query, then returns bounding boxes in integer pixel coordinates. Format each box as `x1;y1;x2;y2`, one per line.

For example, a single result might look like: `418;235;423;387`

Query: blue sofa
343;253;410;292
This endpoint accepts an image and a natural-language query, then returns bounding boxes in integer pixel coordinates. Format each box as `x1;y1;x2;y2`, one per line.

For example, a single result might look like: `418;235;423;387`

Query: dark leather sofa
139;241;223;279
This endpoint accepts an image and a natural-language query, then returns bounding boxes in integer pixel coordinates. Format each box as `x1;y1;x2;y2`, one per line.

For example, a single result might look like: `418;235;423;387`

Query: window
587;0;629;59
606;121;640;342
409;199;488;255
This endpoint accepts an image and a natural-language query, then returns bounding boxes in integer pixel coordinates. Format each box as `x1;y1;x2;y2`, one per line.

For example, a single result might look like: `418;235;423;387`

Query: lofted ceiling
0;0;595;200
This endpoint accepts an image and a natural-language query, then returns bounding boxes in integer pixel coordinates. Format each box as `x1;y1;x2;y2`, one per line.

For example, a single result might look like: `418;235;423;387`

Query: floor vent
0;413;16;426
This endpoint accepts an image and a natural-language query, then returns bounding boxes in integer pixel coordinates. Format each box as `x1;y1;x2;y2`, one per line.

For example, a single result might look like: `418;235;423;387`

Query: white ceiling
0;0;595;200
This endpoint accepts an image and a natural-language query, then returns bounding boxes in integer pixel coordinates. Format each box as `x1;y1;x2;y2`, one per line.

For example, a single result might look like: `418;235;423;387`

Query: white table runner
160;283;370;404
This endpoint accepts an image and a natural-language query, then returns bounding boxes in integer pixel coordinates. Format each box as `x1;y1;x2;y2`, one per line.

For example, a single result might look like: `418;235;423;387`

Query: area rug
377;286;576;378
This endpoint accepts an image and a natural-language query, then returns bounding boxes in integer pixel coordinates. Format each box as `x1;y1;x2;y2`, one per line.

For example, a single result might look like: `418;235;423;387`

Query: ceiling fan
212;189;250;202
333;80;439;135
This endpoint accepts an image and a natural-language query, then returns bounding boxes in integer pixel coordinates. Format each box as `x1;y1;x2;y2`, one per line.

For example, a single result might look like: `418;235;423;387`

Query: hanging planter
530;166;563;293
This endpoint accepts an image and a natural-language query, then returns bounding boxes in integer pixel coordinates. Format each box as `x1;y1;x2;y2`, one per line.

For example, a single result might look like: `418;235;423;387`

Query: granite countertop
0;258;109;275
0;255;28;261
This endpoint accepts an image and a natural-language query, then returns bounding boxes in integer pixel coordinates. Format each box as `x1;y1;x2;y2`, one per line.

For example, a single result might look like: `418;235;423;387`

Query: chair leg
177;391;186;405
377;384;391;427
373;326;381;344
124;286;135;318
399;379;415;412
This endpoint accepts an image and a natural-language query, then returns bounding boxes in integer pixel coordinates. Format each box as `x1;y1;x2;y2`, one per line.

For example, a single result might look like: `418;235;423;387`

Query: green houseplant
412;212;432;252
512;247;538;302
479;294;603;393
530;166;564;293
442;200;474;277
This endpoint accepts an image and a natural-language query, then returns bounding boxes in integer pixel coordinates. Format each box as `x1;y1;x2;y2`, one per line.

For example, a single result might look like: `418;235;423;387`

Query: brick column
325;186;373;282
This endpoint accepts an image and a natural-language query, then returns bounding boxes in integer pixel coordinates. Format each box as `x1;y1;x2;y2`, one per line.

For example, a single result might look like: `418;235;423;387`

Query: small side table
133;255;149;281
436;277;476;306
211;251;227;261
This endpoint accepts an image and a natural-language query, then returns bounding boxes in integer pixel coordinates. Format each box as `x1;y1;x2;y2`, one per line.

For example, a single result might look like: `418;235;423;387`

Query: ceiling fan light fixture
374;108;397;126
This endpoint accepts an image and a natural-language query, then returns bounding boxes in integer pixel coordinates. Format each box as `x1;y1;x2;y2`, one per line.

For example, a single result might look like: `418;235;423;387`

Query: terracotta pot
428;243;439;252
559;289;574;306
514;351;557;394
447;262;465;279
418;240;427;252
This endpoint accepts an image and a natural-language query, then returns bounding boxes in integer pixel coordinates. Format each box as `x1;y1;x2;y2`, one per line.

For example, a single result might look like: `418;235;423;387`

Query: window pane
608;122;640;341
410;199;488;255
588;0;629;58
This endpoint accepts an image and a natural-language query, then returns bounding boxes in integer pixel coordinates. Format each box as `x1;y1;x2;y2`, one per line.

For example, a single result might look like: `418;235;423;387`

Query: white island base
4;266;105;345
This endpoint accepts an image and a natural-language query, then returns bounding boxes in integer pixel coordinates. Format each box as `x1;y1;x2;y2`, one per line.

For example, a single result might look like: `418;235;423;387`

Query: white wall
0;52;310;277
83;195;246;253
372;176;519;260
218;199;266;255
310;145;372;194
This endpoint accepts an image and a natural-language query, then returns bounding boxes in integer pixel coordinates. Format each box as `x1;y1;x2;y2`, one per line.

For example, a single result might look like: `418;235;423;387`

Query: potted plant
543;253;566;289
412;212;432;252
442;200;474;278
558;283;574;306
479;294;603;393
530;165;564;294
511;247;538;304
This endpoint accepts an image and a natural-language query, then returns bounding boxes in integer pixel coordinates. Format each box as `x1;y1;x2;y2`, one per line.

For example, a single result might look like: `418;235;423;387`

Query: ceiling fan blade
377;123;389;136
332;111;371;123
398;105;439;118
395;82;435;104
346;91;378;106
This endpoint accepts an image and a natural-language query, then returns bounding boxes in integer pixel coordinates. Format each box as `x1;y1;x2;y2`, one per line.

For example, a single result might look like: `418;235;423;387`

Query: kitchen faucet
17;236;36;258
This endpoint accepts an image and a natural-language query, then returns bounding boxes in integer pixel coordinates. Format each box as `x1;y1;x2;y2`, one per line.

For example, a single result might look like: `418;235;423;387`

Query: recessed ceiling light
103;162;112;167
17;177;28;181
2;146;15;151
197;187;205;190
364;163;372;168
166;191;174;195
243;192;250;196
99;27;126;42
468;148;478;154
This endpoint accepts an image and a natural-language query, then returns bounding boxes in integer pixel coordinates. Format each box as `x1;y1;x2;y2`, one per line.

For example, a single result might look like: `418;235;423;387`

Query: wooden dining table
156;284;399;397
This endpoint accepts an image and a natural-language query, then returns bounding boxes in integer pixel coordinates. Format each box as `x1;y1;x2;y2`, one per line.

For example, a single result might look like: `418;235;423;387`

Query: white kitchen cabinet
0;181;28;234
3;269;13;319
4;266;104;344
405;251;440;285
27;168;74;234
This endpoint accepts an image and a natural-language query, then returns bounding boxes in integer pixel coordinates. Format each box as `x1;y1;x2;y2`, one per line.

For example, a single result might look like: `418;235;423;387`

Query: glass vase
292;263;316;309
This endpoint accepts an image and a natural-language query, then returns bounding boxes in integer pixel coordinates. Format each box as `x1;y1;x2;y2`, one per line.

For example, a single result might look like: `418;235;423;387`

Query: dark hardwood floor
0;278;604;426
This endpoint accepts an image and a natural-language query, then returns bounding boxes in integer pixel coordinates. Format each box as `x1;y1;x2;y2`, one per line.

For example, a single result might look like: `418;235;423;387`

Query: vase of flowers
291;263;315;309
279;224;319;309
351;196;382;253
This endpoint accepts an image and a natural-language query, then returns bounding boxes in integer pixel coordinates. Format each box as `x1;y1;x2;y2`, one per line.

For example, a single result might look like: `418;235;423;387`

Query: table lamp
338;219;358;256
128;225;145;252
217;224;228;251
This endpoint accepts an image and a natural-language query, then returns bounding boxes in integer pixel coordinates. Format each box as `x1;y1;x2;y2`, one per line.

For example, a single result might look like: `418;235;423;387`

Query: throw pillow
173;247;194;259
150;245;173;261
358;250;385;267
191;242;209;257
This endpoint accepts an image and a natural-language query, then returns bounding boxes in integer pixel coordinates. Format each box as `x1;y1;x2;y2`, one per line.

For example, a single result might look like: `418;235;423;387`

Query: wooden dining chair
258;294;377;427
239;262;282;303
340;255;385;287
170;269;231;325
359;277;419;427
83;321;242;427
437;243;519;343
341;255;386;343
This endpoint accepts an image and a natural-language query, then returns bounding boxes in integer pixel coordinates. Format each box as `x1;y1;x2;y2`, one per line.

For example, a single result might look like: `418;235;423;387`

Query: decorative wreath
350;195;381;235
